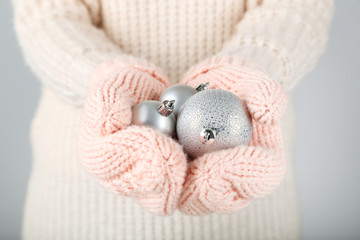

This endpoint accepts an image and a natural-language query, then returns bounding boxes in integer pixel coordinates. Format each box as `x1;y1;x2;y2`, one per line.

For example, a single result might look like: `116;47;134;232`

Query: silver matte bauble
132;100;176;136
160;83;209;117
177;89;253;158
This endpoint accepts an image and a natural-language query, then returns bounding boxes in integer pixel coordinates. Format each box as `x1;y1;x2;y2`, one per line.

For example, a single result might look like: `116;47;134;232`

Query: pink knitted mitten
178;57;288;215
77;57;188;215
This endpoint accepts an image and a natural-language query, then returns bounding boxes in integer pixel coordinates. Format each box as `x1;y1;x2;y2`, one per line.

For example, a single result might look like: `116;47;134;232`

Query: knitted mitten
178;57;288;215
77;57;188;215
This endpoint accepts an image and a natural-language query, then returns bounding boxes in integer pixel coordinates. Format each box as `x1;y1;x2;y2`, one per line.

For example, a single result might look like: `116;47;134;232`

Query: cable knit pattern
77;57;187;215
85;57;169;135
218;0;334;90
14;0;333;106
179;57;287;215
14;0;334;238
182;57;287;126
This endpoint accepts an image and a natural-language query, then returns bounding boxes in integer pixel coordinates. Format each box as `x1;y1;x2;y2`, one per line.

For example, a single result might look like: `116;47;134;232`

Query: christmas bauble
177;89;252;158
159;83;209;117
132;100;176;136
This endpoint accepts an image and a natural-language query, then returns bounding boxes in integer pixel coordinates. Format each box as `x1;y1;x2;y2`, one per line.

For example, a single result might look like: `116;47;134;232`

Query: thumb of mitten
85;57;169;136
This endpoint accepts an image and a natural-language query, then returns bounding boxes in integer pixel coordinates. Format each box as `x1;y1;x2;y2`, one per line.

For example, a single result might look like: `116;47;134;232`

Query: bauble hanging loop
200;128;217;145
157;100;175;117
132;100;176;136
195;82;210;92
177;89;253;158
159;82;209;117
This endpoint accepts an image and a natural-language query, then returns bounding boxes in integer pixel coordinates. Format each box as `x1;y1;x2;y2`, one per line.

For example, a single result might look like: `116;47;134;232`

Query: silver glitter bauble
160;83;209;117
177;89;252;158
132;100;176;136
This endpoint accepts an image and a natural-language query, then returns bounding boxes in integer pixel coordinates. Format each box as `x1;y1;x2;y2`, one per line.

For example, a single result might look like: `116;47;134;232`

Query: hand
77;57;188;215
178;57;287;215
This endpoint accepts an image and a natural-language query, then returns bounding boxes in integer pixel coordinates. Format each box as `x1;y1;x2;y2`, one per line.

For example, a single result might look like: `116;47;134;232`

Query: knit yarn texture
14;0;334;239
77;57;188;215
179;57;287;215
77;56;287;216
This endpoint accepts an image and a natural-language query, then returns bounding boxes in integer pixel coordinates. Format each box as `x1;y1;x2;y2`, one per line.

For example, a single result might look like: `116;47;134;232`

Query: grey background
0;0;359;239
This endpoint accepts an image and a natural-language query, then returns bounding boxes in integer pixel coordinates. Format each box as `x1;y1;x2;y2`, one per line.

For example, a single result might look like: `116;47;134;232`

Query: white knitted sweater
14;0;333;239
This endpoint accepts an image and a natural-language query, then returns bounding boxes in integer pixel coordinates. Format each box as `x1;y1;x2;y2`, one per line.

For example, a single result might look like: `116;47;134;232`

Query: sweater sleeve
14;0;124;105
217;0;334;91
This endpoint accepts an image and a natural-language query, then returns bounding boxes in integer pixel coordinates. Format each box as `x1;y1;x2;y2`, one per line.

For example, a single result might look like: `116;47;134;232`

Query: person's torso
89;0;250;83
